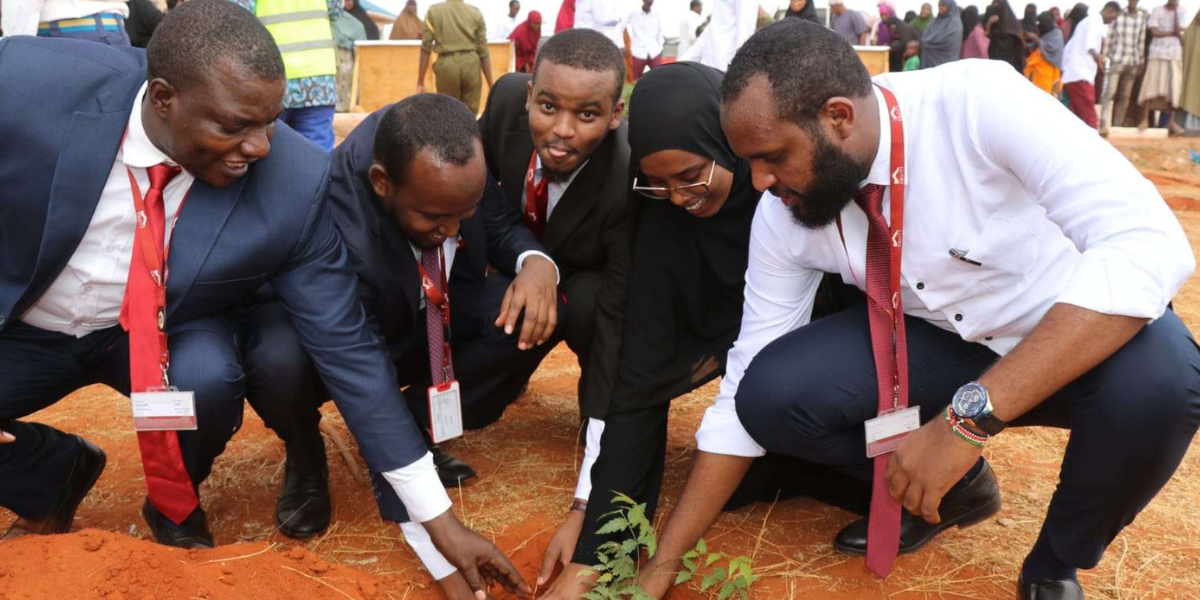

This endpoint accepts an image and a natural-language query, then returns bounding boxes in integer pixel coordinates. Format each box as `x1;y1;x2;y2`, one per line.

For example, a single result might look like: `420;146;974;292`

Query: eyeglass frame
631;160;717;200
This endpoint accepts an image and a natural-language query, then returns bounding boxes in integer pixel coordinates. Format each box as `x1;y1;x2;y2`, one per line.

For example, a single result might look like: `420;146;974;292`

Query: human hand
494;255;558;350
437;572;497;600
635;556;681;599
538;510;585;587
424;510;531;599
886;415;983;525
537;563;597;600
0;429;13;444
417;84;427;94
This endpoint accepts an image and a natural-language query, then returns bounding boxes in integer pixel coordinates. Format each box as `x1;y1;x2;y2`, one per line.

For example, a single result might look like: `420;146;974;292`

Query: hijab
888;18;922;70
786;0;821;23
904;10;918;22
614;62;761;412
961;4;981;38
922;0;964;67
555;0;575;33
1022;3;1038;31
390;0;422;40
1063;3;1087;40
878;0;898;43
987;0;1026;71
1035;11;1064;68
912;3;935;29
346;0;379;41
509;11;542;72
960;5;990;57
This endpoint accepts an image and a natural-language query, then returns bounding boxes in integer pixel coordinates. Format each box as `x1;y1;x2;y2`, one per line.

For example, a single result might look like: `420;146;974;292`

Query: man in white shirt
678;0;705;56
494;0;520;40
633;21;1197;600
681;0;757;69
575;0;624;46
626;0;664;80
5;0;131;45
1062;3;1121;129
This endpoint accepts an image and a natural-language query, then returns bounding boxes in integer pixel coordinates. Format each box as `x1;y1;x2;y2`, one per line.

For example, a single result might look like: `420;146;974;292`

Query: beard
784;129;871;229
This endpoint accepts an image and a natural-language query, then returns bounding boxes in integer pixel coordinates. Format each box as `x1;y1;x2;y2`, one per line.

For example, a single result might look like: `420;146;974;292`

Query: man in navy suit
242;93;559;599
0;2;528;596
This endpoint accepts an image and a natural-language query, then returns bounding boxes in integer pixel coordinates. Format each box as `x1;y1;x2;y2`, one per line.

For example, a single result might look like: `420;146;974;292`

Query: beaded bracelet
569;498;588;514
944;406;988;447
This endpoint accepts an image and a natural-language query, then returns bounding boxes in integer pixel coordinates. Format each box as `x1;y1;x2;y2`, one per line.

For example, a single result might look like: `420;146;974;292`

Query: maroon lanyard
416;245;453;382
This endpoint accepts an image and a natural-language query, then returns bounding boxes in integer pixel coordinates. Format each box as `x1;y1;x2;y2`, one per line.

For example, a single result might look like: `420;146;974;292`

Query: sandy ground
1;137;1199;600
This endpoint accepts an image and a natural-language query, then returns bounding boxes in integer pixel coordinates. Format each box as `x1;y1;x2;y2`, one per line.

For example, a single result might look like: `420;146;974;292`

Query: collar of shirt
409;238;460;308
861;84;893;189
124;82;178;169
535;153;589;194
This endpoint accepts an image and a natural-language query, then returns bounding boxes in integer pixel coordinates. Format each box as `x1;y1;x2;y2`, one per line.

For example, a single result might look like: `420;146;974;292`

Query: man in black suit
478;28;633;434
241;95;559;596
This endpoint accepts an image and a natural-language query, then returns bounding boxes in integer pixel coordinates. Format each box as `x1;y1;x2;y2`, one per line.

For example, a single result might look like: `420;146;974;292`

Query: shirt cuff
381;452;454;524
399;521;458;580
573;418;606;500
1055;249;1189;322
695;405;766;458
516;250;561;284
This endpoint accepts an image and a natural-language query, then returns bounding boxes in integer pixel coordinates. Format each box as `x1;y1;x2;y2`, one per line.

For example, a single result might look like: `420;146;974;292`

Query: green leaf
696;539;707;555
718;581;737;600
597;573;613;584
597;518;630;535
674;570;694;585
620;538;639;556
681;558;697;572
682;549;699;560
700;573;720;592
612;492;637;506
626;503;648;529
705;553;722;568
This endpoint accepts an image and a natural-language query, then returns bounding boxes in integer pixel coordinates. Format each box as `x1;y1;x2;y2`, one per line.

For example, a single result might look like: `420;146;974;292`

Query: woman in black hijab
344;0;379;41
536;61;867;598
986;0;1026;72
887;15;922;71
1022;3;1039;32
785;0;821;23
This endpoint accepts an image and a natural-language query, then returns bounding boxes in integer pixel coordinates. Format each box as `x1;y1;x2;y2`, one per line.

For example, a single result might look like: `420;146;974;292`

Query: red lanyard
524;151;548;225
836;84;906;324
125;165;188;387
416;245;453;381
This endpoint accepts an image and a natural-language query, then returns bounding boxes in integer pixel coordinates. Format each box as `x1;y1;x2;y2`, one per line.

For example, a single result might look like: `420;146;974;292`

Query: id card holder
428;380;464;444
864;405;920;458
131;387;198;431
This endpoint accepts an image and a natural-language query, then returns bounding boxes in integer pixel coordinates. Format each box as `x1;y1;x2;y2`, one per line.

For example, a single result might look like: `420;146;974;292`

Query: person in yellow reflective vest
230;0;341;151
417;0;494;114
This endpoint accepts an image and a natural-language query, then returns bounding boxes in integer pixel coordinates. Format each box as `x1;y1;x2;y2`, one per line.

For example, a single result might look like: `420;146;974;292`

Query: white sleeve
681;20;711;62
380;452;454;523
573;418;606;500
695;198;824;457
515;250;561;283
735;0;759;49
399;521;458;580
976;66;1194;320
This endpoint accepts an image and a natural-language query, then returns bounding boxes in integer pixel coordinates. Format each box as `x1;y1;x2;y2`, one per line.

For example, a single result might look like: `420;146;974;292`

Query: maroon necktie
857;183;907;578
421;247;455;384
120;163;200;525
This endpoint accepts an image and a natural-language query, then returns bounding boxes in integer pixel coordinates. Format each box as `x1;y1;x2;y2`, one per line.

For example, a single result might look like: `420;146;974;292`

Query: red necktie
422;247;455;384
120;163;200;525
524;153;549;239
857;183;908;578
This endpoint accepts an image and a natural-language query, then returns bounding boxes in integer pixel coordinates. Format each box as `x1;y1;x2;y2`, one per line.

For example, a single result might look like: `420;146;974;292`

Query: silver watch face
953;383;988;418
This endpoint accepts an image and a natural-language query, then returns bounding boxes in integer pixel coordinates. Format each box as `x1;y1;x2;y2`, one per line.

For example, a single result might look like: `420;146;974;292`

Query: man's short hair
510;0;520;7
534;29;626;103
374;94;481;180
722;19;871;132
1102;1;1121;11
146;0;284;91
690;0;702;8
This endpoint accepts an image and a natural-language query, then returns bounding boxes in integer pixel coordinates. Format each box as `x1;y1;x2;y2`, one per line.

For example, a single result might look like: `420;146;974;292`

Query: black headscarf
1035;10;1064;68
961;4;981;40
347;0;380;40
1065;3;1088;39
785;0;821;23
904;9;918;21
987;0;1026;71
618;61;761;413
888;18;922;71
1022;3;1038;31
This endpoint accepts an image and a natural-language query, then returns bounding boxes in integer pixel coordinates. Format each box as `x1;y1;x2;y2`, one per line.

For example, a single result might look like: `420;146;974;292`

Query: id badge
864;406;920;458
428;380;464;444
131;388;198;431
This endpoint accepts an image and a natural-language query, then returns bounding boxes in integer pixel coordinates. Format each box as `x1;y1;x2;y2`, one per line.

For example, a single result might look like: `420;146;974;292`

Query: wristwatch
950;381;1006;436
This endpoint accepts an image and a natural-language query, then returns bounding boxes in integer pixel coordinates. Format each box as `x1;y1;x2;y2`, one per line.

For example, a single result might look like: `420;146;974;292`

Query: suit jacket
478;73;632;417
325;107;544;359
0;37;427;475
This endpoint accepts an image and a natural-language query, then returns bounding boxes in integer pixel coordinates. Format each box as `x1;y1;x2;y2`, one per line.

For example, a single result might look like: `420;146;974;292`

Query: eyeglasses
631;161;716;200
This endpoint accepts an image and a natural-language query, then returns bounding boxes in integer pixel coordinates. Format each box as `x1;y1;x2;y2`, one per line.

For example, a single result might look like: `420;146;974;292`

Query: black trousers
241;273;556;522
734;307;1200;569
0;317;246;520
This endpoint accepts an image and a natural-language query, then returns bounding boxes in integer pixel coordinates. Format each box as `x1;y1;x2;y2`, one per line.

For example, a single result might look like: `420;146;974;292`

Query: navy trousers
0;317;246;520
241;273;556;522
735;307;1200;570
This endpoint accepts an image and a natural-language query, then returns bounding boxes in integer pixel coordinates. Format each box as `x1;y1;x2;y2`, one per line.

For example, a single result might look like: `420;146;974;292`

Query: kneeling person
242;95;558;597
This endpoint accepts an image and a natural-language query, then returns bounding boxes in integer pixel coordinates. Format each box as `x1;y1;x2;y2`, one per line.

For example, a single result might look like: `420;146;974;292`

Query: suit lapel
500;114;534;212
165;178;245;317
543;159;601;253
25;111;129;306
377;215;422;325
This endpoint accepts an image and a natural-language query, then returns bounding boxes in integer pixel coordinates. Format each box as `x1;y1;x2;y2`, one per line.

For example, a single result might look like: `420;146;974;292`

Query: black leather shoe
1017;575;1084;599
142;499;214;549
833;460;1002;556
432;446;476;487
275;442;331;540
3;435;106;539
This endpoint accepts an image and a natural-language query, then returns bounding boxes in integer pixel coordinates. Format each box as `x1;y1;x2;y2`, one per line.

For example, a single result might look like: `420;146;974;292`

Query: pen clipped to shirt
949;248;983;266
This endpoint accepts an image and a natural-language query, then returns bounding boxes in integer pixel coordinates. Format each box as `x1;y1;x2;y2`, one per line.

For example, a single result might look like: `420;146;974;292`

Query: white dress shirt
678;10;705;56
575;0;625;46
22;82;193;337
626;8;665;59
493;14;519;41
696;61;1194;458
1062;13;1109;84
4;0;129;36
680;0;757;70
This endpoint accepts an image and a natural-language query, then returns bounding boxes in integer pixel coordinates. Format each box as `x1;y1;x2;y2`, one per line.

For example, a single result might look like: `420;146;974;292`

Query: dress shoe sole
833;492;1003;557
